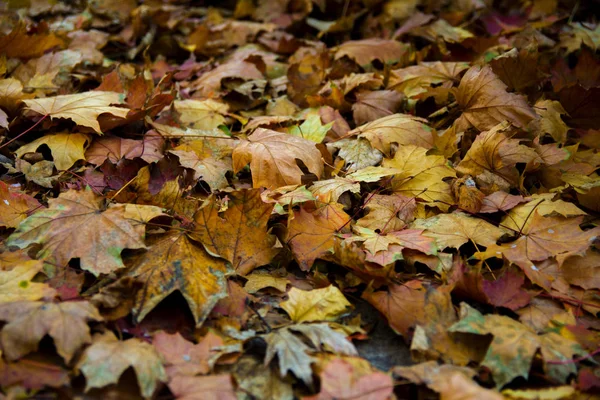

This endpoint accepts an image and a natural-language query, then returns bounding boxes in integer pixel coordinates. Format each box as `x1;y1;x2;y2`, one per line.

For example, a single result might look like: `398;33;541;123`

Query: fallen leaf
0;21;64;59
350;114;435;155
168;374;237;400
287;202;350;270
0;358;70;390
382;145;456;210
0;181;41;228
308;357;393;400
23;91;130;134
78;331;167;399
357;193;416;233
362;280;426;337
6;188;163;275
411;212;506;249
352;90;404;125
128;231;231;326
281;286;351;323
393;362;503;400
15;132;90;170
233;128;324;189
0;300;101;362
192;189;279;275
288;114;333;143
153;331;224;378
264;323;357;385
454;65;537;132
173;99;229;130
0;262;56;304
334;39;409;67
450;302;585;387
456;121;541;193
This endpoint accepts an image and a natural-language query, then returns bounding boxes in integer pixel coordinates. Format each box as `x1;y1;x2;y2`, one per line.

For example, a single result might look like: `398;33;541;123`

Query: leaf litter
0;1;599;399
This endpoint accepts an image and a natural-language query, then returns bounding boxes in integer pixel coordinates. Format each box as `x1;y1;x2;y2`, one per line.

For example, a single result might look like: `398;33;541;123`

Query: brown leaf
0;181;41;229
350;114;435;155
128;231;231;326
78;331;168;399
334;39;410;67
454;65;537;132
233;128;324;189
308;357;393;400
0;21;64;59
191;189;279;275
153;331;224;378
362;280;426;337
168;374;237;400
6;188;163;275
352;90;403;125
0;300;101;362
23;91;130;134
287;202;350;271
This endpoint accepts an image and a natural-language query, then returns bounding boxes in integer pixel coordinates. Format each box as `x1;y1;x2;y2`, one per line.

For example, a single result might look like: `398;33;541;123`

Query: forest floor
1;0;600;399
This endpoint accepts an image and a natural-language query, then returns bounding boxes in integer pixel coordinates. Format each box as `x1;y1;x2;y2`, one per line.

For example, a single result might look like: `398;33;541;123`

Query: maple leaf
0;181;41;228
232;128;324;189
352;90;404;125
388;61;469;100
456;121;540;193
0;261;56;304
168;374;237;400
334;39;409;67
6;188;164;276
191;189;279;275
454;65;537;132
329;138;383;172
77;331;168;399
449;302;585;387
86;133;164;165
349;113;435;155
382;145;456;210
0;300;101;362
173;99;230;130
288;114;333;143
309;177;361;203
362;280;426;337
244;270;289;293
153;331;224;378
281;286;351;323
500;193;586;232
264;323;358;385
411;212;507;250
170;133;233;191
23;91;130;134
393;362;504;400
127;231;231;326
346;226;437;267
0;358;70;390
307;357;394;400
0;21;64;59
287;202;350;270
15;132;90;170
480;213;599;290
356;193;416;233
